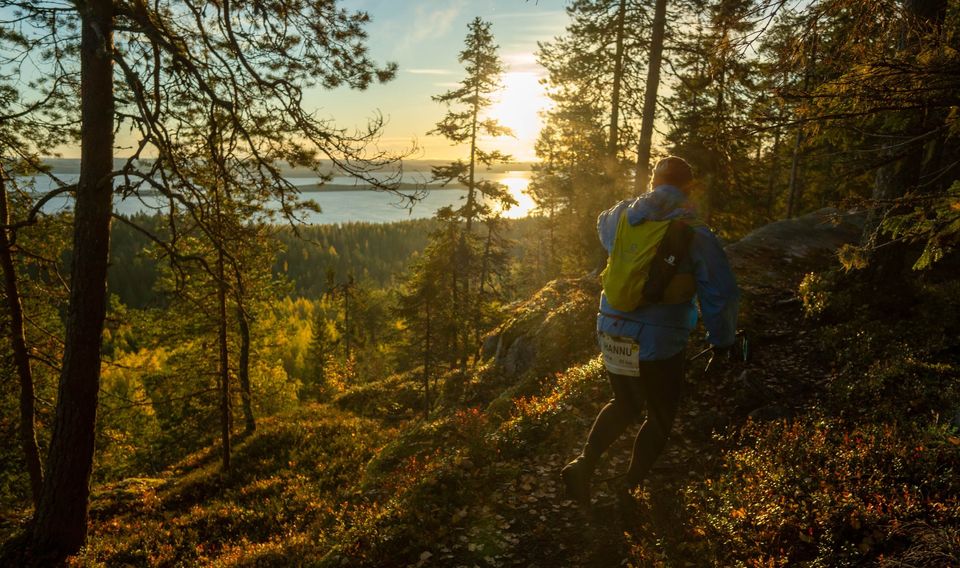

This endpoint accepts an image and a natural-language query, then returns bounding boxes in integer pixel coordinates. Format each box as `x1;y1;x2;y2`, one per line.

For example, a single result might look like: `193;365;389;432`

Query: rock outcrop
726;208;865;291
481;277;601;377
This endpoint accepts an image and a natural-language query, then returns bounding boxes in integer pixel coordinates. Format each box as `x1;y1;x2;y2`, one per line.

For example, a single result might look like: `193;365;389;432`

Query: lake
16;171;538;225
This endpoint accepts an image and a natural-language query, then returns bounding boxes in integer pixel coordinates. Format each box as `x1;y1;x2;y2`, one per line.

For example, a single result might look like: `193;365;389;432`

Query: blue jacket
596;185;739;360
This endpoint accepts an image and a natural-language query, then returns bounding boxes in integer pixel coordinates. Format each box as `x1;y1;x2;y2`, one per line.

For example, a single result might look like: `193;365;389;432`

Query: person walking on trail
562;156;740;512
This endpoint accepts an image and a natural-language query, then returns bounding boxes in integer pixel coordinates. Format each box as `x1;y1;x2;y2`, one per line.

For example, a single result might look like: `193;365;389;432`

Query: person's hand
711;345;733;360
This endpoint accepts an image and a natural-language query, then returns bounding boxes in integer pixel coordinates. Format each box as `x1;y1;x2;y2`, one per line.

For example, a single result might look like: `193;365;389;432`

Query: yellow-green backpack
601;214;698;312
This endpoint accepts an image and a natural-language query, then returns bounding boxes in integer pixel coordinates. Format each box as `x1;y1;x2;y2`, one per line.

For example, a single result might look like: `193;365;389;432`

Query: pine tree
0;165;70;515
430;17;514;234
0;167;44;507
538;0;652;166
428;17;515;369
635;0;670;192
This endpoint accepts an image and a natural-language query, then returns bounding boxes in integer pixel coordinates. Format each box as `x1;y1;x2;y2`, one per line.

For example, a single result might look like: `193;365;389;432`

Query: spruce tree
396;223;459;413
306;307;336;399
429;17;514;369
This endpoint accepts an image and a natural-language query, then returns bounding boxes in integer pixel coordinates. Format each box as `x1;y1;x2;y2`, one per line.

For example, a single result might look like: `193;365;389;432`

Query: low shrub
681;418;960;565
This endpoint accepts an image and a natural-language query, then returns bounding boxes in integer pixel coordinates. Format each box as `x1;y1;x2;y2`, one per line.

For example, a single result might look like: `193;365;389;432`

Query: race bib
599;333;640;377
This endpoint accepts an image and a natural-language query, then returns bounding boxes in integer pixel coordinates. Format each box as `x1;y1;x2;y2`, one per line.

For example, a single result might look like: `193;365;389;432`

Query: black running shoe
613;479;642;526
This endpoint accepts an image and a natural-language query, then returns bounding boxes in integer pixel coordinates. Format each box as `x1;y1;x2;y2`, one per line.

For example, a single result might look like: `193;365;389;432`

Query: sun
482;71;553;162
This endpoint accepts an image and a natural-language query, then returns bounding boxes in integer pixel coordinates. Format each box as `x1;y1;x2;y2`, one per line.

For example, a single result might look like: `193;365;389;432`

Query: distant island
22;158;528;195
32;158;535;177
297;181;470;192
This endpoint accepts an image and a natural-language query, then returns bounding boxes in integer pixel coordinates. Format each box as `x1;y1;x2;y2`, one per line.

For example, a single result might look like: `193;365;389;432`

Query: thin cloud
398;0;466;51
490;10;569;35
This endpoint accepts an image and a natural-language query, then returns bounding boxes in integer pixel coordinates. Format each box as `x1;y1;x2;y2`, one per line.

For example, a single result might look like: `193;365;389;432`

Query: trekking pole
689;330;750;373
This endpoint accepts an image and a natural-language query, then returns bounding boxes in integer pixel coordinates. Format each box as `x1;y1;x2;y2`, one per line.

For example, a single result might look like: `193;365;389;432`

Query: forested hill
107;216;542;307
33;209;959;566
106;217;439;307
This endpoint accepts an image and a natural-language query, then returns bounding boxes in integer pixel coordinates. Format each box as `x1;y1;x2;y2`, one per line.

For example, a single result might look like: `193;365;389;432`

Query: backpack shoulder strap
641;219;696;303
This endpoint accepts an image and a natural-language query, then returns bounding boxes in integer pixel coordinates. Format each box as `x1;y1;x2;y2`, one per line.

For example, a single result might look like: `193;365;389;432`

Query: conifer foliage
532;0;658;275
430;17;516;232
532;0;960;258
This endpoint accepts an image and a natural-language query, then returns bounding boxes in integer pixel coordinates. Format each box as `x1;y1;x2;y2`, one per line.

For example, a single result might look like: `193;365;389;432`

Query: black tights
581;352;685;486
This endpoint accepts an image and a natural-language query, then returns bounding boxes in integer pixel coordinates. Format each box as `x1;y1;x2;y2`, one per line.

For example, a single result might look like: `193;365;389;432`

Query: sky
307;1;570;162
2;1;570;162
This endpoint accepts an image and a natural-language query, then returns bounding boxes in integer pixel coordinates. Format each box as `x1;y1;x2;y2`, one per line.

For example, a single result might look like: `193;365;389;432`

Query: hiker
562;156;739;511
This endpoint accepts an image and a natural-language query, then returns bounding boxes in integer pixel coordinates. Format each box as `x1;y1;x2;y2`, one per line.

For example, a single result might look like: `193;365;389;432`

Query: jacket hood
625;184;697;225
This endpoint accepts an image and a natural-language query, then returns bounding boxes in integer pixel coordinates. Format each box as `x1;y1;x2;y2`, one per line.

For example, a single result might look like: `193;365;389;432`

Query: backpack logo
664;255;676;266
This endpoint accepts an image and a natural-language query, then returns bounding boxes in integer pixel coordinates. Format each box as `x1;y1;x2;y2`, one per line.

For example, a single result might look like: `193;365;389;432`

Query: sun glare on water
483;71;552;163
497;176;537;218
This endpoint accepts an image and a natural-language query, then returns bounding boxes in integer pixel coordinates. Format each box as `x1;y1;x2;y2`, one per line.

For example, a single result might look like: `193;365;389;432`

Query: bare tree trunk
0;169;44;508
635;0;668;193
765;128;782;218
456;234;469;372
31;0;114;558
786;128;804;218
449;261;459;369
467;83;479;235
473;220;495;355
343;278;352;362
230;260;255;433
423;299;432;417
216;245;232;470
766;76;786;218
459;81;480;371
548;204;556;276
707;59;727;225
607;0;627;159
788;23;819;220
236;305;255;435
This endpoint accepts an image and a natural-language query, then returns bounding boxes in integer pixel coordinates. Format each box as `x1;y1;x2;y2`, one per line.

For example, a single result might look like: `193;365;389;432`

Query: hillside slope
54;209;960;566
